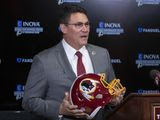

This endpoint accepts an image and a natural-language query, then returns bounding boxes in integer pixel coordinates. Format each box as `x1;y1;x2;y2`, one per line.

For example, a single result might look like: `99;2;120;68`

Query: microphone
150;69;160;86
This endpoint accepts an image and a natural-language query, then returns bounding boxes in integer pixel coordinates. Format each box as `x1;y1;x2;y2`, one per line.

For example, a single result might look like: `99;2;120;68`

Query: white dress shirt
62;39;94;76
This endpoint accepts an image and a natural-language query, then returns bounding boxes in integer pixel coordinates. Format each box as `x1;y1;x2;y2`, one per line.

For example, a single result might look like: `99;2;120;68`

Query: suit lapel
55;42;76;80
87;45;99;74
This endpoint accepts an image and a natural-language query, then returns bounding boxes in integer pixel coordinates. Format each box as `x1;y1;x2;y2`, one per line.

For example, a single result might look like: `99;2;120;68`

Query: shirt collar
62;39;87;57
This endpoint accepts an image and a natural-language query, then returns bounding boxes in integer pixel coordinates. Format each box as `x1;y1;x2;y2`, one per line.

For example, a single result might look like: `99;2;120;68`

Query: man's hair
59;4;88;24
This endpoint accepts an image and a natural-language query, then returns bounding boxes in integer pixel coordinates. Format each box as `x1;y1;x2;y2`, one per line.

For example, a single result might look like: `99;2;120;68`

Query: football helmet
70;73;125;119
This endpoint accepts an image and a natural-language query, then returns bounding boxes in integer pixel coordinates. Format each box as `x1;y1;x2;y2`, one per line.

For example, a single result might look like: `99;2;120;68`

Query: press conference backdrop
1;0;160;110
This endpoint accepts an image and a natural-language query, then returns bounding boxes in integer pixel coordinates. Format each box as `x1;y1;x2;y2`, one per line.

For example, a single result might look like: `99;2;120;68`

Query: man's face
61;12;90;50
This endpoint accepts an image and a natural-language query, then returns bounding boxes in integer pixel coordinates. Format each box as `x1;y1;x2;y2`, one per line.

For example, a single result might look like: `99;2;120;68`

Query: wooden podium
106;93;160;120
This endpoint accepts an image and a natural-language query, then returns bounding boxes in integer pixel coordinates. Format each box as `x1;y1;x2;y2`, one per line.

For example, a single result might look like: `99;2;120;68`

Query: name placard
153;105;160;120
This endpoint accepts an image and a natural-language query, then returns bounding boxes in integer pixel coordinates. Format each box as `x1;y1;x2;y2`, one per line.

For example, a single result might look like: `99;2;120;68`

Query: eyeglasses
65;22;90;29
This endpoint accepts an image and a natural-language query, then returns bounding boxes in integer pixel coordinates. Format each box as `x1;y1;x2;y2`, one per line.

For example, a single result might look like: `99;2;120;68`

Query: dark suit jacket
22;42;115;120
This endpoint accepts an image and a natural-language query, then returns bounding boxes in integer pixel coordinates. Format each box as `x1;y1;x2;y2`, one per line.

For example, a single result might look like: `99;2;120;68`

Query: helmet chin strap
87;106;102;120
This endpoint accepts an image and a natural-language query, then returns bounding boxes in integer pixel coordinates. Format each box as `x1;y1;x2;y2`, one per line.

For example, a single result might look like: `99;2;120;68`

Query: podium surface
107;93;160;120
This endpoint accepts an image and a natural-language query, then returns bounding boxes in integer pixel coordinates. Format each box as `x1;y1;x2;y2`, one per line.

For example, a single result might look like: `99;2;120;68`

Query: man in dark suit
22;4;124;120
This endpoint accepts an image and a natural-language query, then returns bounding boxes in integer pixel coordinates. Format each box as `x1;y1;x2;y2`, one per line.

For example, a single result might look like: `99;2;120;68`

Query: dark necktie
75;51;86;76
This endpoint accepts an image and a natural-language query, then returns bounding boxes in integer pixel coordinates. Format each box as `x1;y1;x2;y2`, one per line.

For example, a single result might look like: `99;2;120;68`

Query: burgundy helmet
70;73;112;118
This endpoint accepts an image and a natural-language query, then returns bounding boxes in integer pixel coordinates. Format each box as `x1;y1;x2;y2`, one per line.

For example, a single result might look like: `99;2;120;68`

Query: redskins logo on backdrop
70;73;125;119
57;0;85;5
136;0;160;7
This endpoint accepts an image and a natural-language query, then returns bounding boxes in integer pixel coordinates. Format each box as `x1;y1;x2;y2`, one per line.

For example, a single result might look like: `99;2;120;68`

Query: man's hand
59;92;89;119
109;88;126;106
